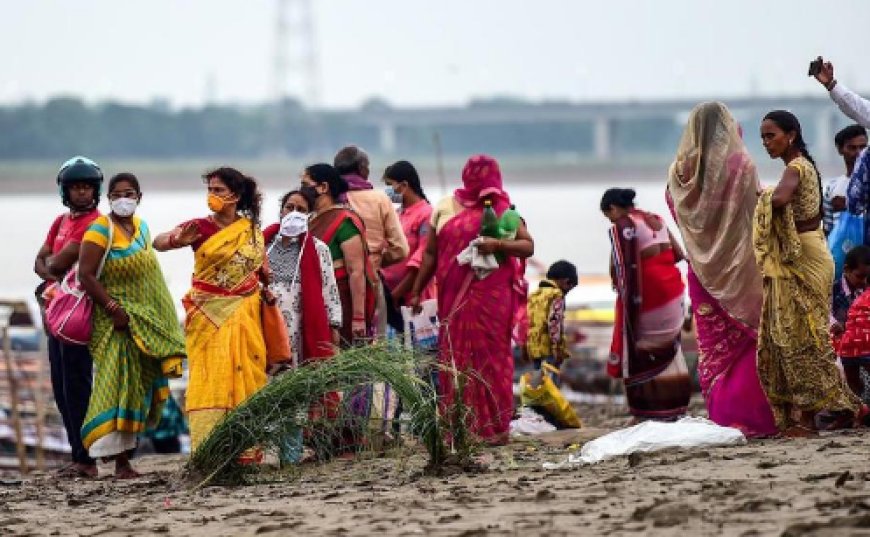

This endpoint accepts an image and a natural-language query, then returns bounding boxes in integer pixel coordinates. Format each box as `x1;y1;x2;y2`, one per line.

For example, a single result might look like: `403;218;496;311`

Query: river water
1;170;784;309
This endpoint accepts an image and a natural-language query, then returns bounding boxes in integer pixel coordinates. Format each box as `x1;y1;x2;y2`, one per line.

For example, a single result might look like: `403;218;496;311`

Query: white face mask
110;197;138;217
279;211;308;238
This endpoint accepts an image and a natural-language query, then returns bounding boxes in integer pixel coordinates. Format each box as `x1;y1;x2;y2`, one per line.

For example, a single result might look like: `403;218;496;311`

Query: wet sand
2;403;869;536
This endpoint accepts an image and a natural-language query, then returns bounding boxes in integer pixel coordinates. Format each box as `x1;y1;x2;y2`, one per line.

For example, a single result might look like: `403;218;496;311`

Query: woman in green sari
78;173;185;478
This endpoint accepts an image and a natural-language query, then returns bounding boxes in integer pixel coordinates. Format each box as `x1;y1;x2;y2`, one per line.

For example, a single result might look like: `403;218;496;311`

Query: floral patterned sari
182;218;268;451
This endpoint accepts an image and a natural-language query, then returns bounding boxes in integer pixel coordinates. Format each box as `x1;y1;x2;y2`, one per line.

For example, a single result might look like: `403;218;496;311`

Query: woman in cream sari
154;167;269;452
667;102;776;437
755;110;863;436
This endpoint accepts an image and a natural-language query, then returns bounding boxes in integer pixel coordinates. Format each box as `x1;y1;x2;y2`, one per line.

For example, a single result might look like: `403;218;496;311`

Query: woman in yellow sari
154;167;269;452
755;110;863;437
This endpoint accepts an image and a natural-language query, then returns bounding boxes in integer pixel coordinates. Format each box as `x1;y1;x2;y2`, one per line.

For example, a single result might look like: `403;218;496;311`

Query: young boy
833;245;870;403
525;260;578;370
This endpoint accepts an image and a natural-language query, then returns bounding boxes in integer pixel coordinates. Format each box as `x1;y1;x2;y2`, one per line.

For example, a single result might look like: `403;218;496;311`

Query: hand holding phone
809;56;835;89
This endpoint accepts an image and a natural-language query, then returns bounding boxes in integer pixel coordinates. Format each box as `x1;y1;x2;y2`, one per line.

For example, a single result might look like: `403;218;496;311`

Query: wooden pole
33;355;46;471
3;325;28;474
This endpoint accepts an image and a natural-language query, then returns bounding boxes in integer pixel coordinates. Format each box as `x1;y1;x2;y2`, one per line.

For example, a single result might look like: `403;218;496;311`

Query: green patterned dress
80;215;186;457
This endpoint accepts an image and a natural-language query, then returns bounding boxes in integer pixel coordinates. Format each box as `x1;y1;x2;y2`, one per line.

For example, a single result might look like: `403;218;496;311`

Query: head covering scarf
667;101;763;327
454;154;511;213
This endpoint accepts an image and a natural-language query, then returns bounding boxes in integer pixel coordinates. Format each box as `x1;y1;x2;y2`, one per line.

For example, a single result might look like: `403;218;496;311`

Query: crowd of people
605;57;870;439
34;55;870;479
35;146;544;477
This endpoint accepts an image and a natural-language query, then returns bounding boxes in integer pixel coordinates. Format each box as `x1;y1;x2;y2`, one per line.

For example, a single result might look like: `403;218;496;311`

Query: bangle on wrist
168;234;179;248
826;78;837;91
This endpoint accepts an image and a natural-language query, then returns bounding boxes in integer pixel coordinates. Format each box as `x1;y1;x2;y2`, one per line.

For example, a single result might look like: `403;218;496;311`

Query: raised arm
153;221;201;252
814;58;870;128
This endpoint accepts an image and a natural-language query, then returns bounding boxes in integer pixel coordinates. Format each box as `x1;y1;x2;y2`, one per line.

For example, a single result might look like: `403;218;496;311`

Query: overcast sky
2;0;867;109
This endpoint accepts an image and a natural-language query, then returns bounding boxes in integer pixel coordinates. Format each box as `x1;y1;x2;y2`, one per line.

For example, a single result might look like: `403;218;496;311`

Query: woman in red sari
602;188;691;420
411;155;534;445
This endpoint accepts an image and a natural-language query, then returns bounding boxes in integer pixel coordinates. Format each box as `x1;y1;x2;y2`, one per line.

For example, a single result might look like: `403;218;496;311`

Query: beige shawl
667;101;763;328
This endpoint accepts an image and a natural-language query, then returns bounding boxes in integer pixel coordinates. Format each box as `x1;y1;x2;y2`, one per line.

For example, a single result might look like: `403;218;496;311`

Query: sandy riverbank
2;401;869;536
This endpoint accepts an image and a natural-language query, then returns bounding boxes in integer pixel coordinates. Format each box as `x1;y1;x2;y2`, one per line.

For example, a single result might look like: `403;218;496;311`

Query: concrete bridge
352;93;860;164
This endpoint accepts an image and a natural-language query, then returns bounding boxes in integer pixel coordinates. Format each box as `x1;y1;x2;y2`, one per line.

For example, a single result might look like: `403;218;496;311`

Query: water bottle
480;199;500;238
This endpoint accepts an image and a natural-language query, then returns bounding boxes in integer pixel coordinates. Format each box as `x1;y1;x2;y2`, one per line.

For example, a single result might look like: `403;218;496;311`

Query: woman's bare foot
782;425;818;438
114;455;141;479
56;462;98;479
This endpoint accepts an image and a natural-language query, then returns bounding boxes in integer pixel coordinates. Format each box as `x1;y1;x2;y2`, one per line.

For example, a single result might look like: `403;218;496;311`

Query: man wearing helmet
33;156;103;478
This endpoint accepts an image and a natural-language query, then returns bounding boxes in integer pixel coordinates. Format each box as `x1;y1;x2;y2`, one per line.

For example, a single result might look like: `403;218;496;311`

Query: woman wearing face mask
266;190;342;464
755;110;864;436
153;167;268;453
267;189;342;366
78;173;185;478
380;161;436;312
410;155;535;445
303;163;377;346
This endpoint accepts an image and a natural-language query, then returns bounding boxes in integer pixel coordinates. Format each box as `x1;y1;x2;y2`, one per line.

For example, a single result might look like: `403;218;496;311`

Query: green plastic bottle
499;204;521;240
480;199;500;238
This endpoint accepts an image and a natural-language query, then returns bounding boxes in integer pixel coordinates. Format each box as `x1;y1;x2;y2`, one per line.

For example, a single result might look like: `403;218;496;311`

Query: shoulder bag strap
96;216;114;279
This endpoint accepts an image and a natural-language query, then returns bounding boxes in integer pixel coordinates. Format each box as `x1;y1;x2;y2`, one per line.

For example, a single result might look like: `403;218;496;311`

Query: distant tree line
0;95;695;160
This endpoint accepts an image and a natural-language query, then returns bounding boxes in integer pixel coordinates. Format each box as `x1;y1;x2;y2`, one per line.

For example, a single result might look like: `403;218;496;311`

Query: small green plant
186;343;444;487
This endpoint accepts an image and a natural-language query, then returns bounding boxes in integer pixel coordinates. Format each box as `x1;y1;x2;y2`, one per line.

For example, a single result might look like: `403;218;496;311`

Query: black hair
547;260;578;286
279;188;316;215
834;124;868;149
763;110;823;215
108;172;141;195
333;145;368;176
600;188;636;212
845;245;870;270
384;160;428;202
202;167;262;227
305;163;348;200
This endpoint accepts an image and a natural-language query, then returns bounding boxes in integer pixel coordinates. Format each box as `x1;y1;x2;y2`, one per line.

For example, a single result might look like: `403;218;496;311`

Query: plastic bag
510;407;556;436
829;212;865;280
401;299;439;351
519;363;582;429
543;417;746;468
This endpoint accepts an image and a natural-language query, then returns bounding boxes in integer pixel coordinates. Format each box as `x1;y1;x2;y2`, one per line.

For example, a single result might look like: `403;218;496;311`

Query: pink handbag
45;219;113;346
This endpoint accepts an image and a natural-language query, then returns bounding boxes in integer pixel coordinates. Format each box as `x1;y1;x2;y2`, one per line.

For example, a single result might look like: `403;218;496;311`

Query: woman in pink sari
411;155;534;445
667;101;777;437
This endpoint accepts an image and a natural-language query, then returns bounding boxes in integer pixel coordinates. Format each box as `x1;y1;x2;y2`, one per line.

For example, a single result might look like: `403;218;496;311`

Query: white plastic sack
543;417;746;468
510;407;557;436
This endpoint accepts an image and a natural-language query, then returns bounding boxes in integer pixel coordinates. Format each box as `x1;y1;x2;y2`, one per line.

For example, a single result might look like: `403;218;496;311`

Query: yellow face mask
208;193;234;212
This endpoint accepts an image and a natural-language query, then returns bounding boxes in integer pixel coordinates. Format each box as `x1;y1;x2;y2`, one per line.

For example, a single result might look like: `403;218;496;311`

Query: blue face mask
385;185;403;204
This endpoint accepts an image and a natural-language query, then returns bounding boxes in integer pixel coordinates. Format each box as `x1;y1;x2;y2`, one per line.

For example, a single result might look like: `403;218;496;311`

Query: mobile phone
808;58;823;77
